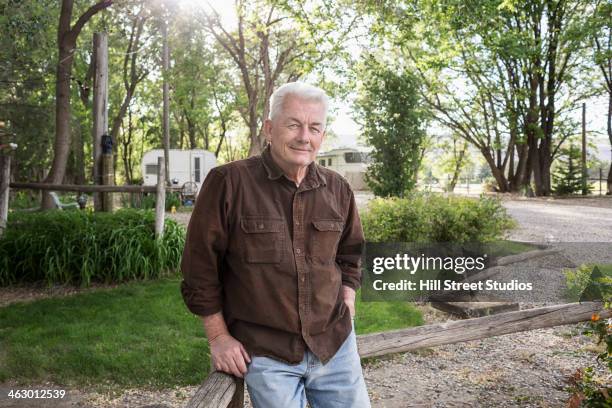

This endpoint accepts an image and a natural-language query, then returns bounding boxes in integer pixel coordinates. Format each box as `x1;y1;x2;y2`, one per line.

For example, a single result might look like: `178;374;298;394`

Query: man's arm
337;186;365;317
180;169;250;378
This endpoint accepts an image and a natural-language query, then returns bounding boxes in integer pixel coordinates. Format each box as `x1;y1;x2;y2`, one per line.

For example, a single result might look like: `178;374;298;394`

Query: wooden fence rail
186;301;611;408
3;157;167;238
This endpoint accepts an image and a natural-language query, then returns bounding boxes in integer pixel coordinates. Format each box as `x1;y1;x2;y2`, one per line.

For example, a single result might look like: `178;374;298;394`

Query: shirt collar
261;143;327;189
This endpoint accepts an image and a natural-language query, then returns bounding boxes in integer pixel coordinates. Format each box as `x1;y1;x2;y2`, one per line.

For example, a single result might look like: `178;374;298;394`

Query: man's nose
295;127;310;143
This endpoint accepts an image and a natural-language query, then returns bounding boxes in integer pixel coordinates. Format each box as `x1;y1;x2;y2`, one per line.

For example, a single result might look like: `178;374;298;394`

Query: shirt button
295;221;300;226
258;223;264;229
301;276;305;282
296;248;301;254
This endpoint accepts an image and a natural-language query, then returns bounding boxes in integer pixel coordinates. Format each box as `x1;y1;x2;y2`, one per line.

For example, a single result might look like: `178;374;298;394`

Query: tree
590;0;612;194
366;0;596;196
0;0;58;184
355;56;429;197
438;134;471;192
42;0;113;209
553;144;589;195
199;0;361;156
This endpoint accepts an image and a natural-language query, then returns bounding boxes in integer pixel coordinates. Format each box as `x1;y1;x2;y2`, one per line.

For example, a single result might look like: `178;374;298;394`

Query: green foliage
361;193;515;242
8;191;38;210
553;144;590;195
0;209;185;286
565;265;612;406
355;55;429;197
130;193;181;211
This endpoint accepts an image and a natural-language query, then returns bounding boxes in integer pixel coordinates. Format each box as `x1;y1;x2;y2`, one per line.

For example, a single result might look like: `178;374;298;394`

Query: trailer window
194;157;201;183
328;158;332;166
145;164;158;175
319;159;326;167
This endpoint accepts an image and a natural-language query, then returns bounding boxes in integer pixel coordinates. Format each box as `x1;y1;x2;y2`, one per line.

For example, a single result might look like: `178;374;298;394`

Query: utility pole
161;19;170;186
93;32;109;211
581;103;588;195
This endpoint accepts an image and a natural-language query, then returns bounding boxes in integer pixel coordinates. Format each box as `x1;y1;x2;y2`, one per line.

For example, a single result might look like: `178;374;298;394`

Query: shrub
8;191;39;210
0;209;185;286
565;265;612;406
136;192;181;211
361;193;515;242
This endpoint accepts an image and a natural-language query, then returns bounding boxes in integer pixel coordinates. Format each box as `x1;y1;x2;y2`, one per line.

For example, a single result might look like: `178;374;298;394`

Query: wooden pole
161;21;171;187
10;182;156;193
102;153;114;211
93;33;109;211
581;102;588;195
0;155;10;239
155;156;165;238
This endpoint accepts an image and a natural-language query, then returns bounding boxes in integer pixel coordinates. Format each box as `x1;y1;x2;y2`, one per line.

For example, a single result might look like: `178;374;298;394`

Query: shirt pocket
311;219;344;263
240;216;285;264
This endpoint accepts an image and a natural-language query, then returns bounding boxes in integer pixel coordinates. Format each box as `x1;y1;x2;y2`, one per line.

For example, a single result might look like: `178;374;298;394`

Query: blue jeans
245;320;371;408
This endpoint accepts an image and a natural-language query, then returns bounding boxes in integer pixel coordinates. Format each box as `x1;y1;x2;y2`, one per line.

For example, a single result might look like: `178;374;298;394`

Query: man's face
264;94;326;172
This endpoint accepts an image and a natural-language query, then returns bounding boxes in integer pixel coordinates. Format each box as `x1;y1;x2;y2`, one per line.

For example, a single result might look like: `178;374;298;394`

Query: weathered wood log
10;182;156;193
357;302;610;359
491;248;560;267
185;372;243;408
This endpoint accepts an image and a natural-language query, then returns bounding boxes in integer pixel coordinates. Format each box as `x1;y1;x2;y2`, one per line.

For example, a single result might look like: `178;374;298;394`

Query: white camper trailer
141;149;216;192
317;147;371;190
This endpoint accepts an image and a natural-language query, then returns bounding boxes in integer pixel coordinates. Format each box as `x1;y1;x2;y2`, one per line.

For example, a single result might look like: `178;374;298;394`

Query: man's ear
263;119;273;143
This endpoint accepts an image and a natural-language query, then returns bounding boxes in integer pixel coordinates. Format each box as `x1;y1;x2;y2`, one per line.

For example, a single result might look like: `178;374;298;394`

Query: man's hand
201;312;251;378
209;333;251;378
342;285;356;318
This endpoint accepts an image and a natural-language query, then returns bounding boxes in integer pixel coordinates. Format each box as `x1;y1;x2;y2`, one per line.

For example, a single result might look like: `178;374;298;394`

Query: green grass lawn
0;276;422;391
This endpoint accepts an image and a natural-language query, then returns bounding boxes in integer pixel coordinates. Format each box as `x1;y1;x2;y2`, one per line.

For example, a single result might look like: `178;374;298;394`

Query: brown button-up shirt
180;145;364;364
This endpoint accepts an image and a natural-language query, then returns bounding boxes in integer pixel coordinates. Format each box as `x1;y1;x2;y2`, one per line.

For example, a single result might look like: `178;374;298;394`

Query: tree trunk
73;121;86;186
448;142;466;192
43;42;74;209
42;0;113;209
481;148;509;192
606;89;612;195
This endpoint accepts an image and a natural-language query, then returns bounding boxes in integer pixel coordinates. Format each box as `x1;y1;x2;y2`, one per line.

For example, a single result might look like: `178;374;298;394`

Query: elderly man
180;82;370;407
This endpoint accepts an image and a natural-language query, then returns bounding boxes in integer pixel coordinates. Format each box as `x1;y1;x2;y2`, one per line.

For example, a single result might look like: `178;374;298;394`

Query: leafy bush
8;190;38;210
565;265;612;406
361;193;515;242
0;209;185;286
136;192;181;211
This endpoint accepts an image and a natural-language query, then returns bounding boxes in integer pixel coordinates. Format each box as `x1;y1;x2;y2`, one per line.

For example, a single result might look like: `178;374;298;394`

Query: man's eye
310;128;320;134
288;124;299;129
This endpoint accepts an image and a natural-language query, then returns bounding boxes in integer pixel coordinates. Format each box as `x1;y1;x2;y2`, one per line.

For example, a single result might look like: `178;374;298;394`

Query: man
180;82;370;407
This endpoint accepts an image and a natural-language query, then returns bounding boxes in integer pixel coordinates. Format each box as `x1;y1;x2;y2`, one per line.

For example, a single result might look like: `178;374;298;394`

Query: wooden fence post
93;32;108;211
0;154;10;238
102;150;114;212
155;156;165;238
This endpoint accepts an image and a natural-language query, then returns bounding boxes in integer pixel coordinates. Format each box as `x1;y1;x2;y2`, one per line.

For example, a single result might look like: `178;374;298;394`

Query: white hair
269;82;329;123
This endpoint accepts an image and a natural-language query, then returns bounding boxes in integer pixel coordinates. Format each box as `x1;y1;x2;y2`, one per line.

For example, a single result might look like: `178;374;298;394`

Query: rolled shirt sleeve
180;169;230;317
336;186;365;291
